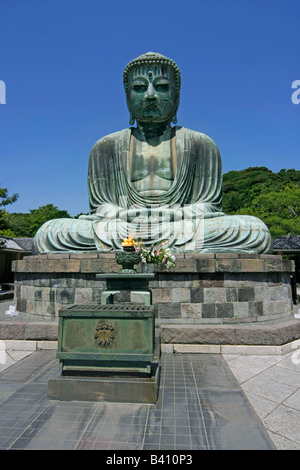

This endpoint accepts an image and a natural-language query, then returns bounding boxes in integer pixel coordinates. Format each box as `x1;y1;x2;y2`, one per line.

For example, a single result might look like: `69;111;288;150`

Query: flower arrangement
135;240;176;269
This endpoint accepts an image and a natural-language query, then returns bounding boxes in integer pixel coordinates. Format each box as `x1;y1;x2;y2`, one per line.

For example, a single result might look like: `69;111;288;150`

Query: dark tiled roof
0;236;33;252
13;238;33;251
273;235;300;250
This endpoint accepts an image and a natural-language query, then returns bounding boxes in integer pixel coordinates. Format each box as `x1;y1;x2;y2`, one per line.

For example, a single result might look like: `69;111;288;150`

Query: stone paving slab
263;406;300;446
224;350;300;450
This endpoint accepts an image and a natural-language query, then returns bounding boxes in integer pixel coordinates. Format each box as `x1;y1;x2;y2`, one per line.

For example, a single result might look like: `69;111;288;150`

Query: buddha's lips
144;102;159;110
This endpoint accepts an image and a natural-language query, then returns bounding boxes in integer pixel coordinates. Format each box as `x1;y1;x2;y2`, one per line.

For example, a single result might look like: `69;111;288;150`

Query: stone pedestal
48;363;160;404
11;253;298;346
12;253;294;322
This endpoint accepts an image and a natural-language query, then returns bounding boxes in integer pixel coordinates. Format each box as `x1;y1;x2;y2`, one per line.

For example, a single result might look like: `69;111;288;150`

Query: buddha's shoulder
175;126;218;147
90;128;131;152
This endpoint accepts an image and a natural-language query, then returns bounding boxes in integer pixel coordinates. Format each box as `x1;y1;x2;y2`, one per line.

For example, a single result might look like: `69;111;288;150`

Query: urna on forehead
123;52;181;94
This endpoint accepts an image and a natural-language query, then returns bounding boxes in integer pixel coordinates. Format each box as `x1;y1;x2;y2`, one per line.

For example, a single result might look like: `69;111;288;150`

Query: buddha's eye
155;84;169;92
133;84;147;93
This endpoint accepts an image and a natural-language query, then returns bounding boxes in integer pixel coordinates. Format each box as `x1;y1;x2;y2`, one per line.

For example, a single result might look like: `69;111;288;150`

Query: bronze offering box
56;304;156;375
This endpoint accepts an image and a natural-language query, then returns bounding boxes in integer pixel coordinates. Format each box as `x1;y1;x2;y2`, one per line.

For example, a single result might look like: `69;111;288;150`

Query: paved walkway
0;299;300;450
0;350;276;450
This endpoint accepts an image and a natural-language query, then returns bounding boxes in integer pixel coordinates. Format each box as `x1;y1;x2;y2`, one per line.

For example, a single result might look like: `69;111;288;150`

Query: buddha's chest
130;139;174;196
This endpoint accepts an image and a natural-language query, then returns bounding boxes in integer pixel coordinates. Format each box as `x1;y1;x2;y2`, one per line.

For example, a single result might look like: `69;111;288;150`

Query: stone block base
47;363;160;404
0;321;58;341
12;253;295;326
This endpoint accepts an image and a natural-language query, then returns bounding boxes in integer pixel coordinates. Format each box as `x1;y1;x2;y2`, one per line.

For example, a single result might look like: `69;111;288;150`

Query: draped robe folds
33;127;272;254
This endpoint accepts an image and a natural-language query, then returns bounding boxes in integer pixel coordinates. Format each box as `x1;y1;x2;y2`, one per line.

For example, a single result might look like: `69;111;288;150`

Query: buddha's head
123;52;181;126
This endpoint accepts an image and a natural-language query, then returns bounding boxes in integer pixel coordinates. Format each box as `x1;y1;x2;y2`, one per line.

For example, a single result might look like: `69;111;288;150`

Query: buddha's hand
95;203;207;225
123;206;184;224
96;203;120;219
121;207;149;224
96;204;150;224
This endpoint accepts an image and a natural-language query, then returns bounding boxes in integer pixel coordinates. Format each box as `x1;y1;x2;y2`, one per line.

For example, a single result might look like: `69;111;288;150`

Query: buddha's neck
135;120;172;140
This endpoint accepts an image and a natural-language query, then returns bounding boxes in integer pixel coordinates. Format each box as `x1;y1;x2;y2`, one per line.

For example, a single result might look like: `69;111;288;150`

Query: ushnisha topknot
123;52;181;95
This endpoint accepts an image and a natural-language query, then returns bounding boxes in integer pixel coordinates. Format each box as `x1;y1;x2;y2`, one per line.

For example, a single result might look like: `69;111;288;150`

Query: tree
222;168;300;238
0;186;18;208
251;185;300;237
28;204;71;236
5;204;72;238
5;212;32;237
0;184;18;237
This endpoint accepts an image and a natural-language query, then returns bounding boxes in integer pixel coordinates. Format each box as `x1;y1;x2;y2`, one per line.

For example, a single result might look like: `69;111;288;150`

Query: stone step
160;319;300;346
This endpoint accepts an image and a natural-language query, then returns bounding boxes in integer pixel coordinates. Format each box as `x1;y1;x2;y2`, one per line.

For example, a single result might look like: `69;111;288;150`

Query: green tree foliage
222;168;300;237
5;212;32;237
5;204;71;237
0;184;18;237
28;204;71;236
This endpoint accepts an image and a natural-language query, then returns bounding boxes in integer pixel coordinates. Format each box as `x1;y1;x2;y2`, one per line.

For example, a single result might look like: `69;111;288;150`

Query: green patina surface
33;52;272;255
57;304;155;375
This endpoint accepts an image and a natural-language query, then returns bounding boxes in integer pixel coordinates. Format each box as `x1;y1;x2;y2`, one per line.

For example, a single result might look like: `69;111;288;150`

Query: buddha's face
127;64;179;124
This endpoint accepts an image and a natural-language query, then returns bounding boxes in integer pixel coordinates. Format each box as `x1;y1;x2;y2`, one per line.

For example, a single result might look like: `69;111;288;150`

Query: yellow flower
121;237;138;247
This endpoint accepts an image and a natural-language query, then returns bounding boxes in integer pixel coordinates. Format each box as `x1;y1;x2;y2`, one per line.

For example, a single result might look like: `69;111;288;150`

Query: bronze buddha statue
33;52;272;254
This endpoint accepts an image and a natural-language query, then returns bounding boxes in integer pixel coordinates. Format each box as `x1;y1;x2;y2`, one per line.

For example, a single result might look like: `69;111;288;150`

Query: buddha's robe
33;127;272;254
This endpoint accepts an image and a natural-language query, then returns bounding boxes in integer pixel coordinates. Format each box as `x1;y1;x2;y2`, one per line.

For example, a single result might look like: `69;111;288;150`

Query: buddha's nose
146;82;157;99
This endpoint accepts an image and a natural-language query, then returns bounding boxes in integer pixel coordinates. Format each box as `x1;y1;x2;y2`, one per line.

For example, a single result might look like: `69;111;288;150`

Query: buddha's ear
126;95;135;125
172;96;180;125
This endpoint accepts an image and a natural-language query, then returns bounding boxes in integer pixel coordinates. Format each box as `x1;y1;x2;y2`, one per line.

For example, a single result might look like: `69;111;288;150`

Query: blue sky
0;0;299;216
